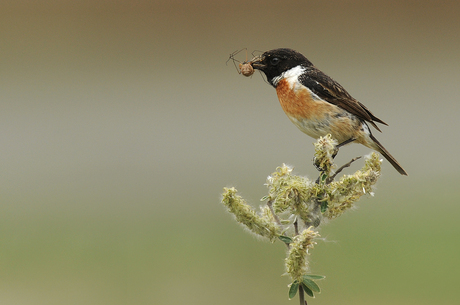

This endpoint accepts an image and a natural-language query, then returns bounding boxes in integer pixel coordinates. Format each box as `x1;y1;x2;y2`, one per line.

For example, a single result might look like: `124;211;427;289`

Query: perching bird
250;48;407;175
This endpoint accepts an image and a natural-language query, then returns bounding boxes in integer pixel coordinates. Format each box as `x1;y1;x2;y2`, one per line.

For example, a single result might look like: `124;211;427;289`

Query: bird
249;48;407;175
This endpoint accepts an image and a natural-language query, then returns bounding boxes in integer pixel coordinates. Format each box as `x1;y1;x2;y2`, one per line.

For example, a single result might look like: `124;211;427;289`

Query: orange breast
275;78;334;121
274;78;361;142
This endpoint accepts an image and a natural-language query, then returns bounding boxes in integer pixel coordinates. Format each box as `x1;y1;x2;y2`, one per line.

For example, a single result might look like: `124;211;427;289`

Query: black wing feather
299;67;388;131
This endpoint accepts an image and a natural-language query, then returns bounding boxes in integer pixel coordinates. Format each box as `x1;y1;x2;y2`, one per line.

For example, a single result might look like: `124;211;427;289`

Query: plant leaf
288;281;299;299
301;282;314;298
278;235;293;244
320;201;328;213
302;278;320;293
303;274;325;280
321;173;327;182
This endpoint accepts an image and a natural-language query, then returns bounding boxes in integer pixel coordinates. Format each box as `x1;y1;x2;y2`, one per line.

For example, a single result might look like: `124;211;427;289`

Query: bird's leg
332;137;356;158
336;137;356;148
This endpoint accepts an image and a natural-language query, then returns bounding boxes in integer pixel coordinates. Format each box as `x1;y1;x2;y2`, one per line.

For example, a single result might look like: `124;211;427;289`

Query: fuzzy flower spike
221;134;382;302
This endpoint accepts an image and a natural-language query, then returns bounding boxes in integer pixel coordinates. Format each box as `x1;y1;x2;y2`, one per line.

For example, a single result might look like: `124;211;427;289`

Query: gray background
1;1;459;304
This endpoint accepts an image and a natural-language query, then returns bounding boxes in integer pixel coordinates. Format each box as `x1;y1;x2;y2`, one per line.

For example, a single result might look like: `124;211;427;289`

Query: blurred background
1;0;459;304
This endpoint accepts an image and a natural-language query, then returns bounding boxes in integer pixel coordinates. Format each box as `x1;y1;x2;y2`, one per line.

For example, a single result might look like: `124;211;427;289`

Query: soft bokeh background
1;1;459;304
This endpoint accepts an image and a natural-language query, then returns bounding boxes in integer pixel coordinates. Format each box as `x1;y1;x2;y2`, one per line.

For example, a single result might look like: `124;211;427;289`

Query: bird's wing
299;67;387;131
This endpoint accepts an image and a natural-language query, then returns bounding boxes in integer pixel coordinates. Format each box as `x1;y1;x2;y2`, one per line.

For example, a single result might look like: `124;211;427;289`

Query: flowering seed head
323;152;381;219
313;135;338;175
285;228;319;282
264;164;320;227
222;187;279;242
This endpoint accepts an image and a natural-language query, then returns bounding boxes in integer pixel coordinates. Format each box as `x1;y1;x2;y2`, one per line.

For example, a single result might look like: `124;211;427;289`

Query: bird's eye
270;57;280;65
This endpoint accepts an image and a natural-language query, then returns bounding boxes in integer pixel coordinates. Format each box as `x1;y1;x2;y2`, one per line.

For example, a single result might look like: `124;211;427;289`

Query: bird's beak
249;56;265;70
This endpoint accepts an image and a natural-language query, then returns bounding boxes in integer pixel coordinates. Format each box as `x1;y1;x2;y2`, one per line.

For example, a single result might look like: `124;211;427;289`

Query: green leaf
301;282;314;298
302;278;320;293
288;281;299;299
278;235;293;244
321;173;328;182
320;201;328;213
260;196;269;201
303;274;325;280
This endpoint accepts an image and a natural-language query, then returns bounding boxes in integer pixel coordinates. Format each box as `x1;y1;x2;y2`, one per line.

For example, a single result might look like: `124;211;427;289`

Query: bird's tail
369;134;408;176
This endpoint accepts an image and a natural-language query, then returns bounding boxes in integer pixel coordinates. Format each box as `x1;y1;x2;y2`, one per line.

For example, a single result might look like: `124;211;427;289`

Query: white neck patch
271;65;306;87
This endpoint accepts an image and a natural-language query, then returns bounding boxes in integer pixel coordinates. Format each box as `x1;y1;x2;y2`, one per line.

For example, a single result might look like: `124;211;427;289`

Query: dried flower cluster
285;228;319;283
221;134;382;300
222;187;279;242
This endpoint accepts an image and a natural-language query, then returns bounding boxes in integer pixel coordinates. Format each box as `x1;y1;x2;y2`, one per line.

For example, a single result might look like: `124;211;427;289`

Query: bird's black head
250;48;313;87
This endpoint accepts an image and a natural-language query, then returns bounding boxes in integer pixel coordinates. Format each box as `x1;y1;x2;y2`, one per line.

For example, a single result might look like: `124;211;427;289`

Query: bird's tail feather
369;134;408;176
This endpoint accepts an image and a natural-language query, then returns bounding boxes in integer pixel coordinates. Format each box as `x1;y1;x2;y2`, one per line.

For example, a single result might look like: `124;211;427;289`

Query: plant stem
299;284;306;305
326;156;362;183
267;199;282;226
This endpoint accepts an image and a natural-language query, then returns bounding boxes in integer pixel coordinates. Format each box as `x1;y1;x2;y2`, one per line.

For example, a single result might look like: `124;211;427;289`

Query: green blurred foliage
1;175;459;304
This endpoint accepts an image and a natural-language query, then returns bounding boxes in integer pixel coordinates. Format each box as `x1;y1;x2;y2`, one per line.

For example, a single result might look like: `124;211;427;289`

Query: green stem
299;284;305;305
